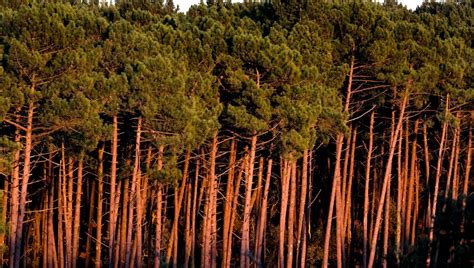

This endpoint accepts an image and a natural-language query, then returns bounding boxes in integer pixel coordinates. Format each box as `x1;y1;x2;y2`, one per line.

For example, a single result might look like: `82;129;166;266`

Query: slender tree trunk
252;157;264;268
255;157;273;266
279;160;290;268
382;159;391;268
323;55;354;268
406;120;419;245
296;151;308;266
14;101;34;268
119;170;130;267
411;165;419;246
209;134;218;268
241;134;257;268
286;161;297;268
165;150;190;266
184;157;193;268
367;90;408;268
190;158;200;268
451;118;461;201
225;156;245;268
426;96;449;268
344;126;357;261
66;156;74;268
96;145;105;268
222;139;236;268
72;156;83;268
60;145;68;268
85;179;95;267
442;126;458;212
154;145;164;268
9;121;20;268
109;115;119;267
1;174;7;264
363;111;374;268
125;117;142;268
423;123;431;229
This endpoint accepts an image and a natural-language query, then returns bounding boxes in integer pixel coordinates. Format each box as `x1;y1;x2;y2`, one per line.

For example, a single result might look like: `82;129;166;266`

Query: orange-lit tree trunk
368;90;408;268
96;145;105;268
8;121;20;268
13;101;34;268
255;157;273;266
72;156;83;268
363;111;374;268
426;96;449;267
222;139;236;268
85;179;95;267
343;126;357;261
286;160;297;268
125;117;141;268
240;134;256;268
165;150;190;267
279;160;290;268
406;120;419;245
296;150;308;266
154;145;164;268
225;155;245;268
109;115;119;267
323;55;354;268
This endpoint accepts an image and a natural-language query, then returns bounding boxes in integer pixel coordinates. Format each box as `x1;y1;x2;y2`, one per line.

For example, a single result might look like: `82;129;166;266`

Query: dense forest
0;0;473;267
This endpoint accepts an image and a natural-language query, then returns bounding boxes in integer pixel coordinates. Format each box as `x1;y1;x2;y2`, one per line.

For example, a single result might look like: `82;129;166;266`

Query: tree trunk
85;180;95;267
154;145;164;268
66;156;74;268
406;120;419;245
368;90;408;268
255;157;273;266
9;121;20;268
426;96;449;268
363;111;374;268
109;115;119;267
343;126;357;262
165;150;190;266
286;160;297;268
279;160;290;268
14;101;34;268
225;155;245;268
125;117;141;268
72;156;83;268
190;158;200;268
96;145;105;268
323;55;354;268
296;150;308;266
222;139;236;268
240;134;256;268
423;123;431;229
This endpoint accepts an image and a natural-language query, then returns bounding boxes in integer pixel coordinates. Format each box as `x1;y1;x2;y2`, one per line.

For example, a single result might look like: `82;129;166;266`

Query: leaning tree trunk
255;157;273;266
222;139;236;268
13;101;34;268
368;90;408;268
323;55;354;268
426;96;449;268
296;150;308;266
